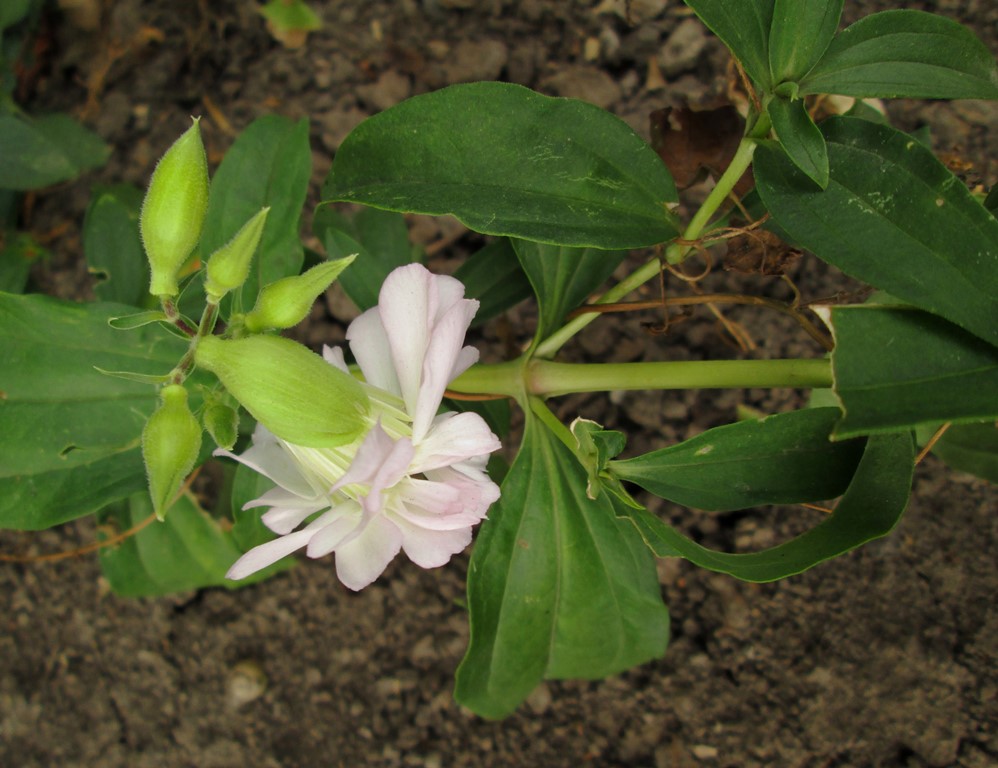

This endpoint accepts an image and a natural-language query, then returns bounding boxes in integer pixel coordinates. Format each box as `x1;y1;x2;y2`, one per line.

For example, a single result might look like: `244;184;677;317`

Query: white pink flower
220;264;501;590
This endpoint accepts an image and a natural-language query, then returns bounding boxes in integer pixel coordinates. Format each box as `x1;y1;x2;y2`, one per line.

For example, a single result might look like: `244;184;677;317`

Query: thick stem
450;357;832;399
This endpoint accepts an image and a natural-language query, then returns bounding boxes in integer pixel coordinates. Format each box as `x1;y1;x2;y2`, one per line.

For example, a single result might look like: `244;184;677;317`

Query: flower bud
203;401;240;450
195;334;370;448
203;207;270;301
142;384;203;520
141;118;210;298
243;255;356;333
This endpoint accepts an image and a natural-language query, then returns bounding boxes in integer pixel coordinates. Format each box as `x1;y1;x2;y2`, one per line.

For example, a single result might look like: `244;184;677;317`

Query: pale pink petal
244;485;321;510
226;528;314;581
450;344;479;382
330;424;414;516
377;264;433;415
411;300;480;441
214;425;316;499
392;483;486;530
411;412;501;473
395;519;473;569
346;308;399;396
305;501;362;557
422;466;500;516
321;345;350;373
261;501;328;535
333;514;403;590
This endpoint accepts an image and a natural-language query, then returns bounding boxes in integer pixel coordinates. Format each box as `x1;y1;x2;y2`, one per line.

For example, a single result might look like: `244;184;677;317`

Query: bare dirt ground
2;1;996;766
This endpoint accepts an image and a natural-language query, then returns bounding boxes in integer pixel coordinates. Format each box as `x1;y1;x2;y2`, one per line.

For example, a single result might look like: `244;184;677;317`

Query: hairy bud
203;207;270;301
142;384;203;520
243;256;355;333
141;118;209;298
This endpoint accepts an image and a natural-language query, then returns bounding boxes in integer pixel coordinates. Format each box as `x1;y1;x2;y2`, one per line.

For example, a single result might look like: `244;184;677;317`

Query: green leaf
0;113;110;190
0;0;33;32
684;0;775;90
922;421;998;485
755;117;998;348
512;239;626;342
314;204;414;312
323;82;679;249
612;408;863;511
453;238;532;327
622;431;914;582
825;306;998;438
199;115;311;311
0;231;45;293
259;0;321;31
97;492;243;597
767;98;829;188
83;184;147;306
768;0;842;84
455;409;669;719
799;10;998;100
0;293;191;529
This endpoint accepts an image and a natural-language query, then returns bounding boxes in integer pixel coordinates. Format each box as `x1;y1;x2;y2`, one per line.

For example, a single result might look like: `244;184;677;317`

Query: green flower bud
141;118;210;298
142;384;203;520
195;334;370;448
203;207;270;301
203;401;240;450
243;255;356;333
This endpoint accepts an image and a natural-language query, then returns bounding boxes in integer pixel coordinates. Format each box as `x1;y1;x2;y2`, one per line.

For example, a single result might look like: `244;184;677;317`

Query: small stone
226;660;267;709
318;107;368;152
357;70;412;112
691;743;719;760
525;682;552;714
443;38;509;83
540;66;622;110
659;18;708;77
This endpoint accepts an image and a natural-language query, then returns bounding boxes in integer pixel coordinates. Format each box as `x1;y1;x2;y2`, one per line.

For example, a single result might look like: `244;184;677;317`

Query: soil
2;1;997;767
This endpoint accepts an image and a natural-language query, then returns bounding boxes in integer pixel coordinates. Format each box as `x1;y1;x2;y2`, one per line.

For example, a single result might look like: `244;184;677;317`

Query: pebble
540;66;622;110
441;38;509;83
659;18;709;77
226;659;267;709
357;70;412;111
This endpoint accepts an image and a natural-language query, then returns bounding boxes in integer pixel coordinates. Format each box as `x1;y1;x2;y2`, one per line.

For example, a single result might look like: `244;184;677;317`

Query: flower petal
411;411;501;474
333;513;403;590
331;423;414;514
305;501;362;558
226;528;314;581
260;500;328;535
376;264;433;416
215;424;317;499
321;345;351;373
395;518;473;569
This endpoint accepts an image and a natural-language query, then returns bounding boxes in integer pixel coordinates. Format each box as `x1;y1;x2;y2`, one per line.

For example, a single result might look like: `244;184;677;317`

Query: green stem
534;117;772;359
450;357;832;399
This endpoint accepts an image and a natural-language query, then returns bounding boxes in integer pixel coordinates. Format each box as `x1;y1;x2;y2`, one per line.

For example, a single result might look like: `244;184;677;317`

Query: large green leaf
83;184;147;306
323;82;679;249
684;0;774;90
313;204;415;312
612;408;862;511
768;0;842;84
0;294;189;528
455;407;669;719
453;238;532;328
0;113;109;190
97;492;244;597
755;117;998;347
826;306;998;438
623;431;914;582
512;239;626;342
799;10;998;100
199;115;311;311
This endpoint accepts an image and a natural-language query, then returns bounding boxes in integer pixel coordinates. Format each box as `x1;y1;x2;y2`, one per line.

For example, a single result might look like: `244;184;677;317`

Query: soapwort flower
221;264;501;590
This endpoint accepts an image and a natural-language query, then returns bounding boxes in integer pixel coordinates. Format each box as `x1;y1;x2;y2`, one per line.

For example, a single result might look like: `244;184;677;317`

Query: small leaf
684;0;775;90
622;431;914;582
314;204;414;312
799;10;998;100
612;408;863;511
769;0;842;83
755;117;998;347
97;492;244;597
323;82;679;249
0;113;109;190
824;306;998;438
107;310;168;329
453;239;533;327
512;239;627;343
922;421;998;485
767;97;829;188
